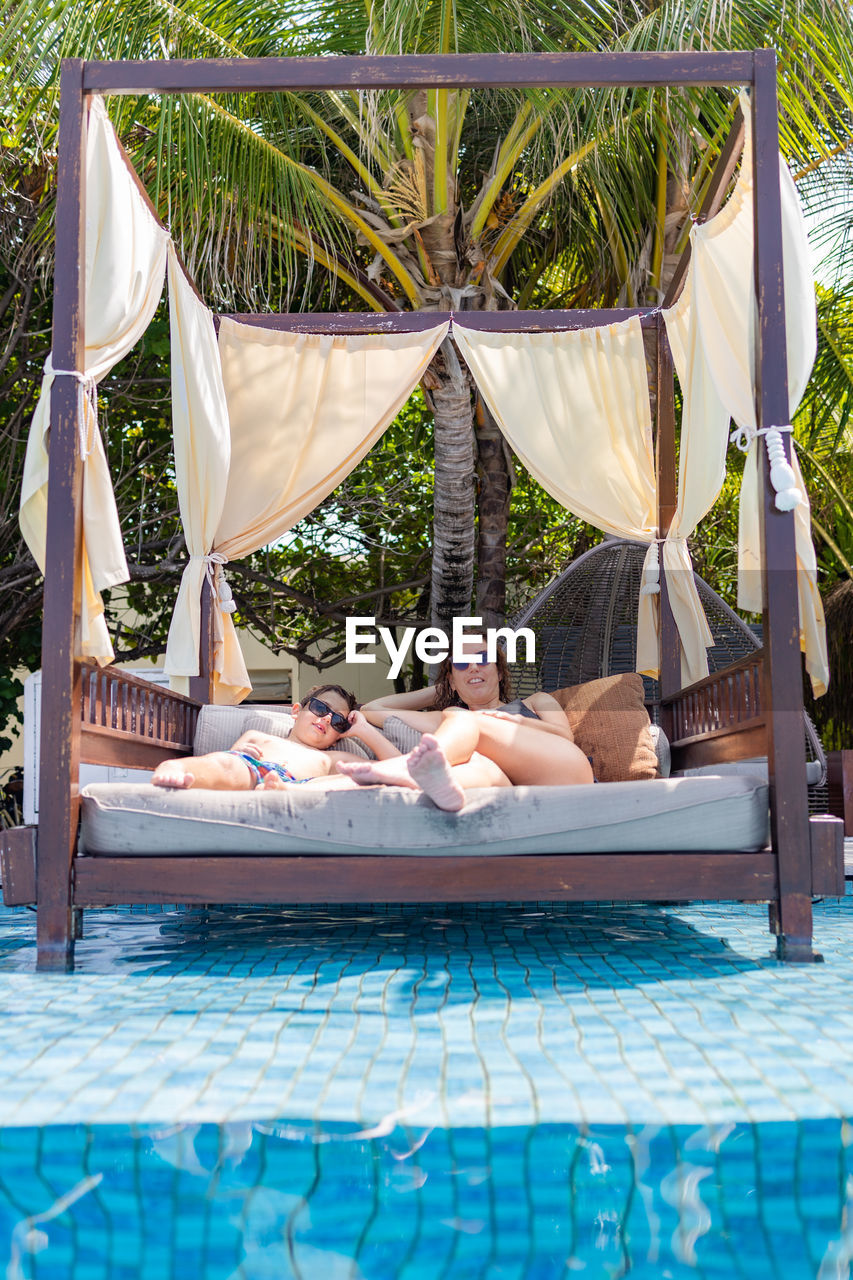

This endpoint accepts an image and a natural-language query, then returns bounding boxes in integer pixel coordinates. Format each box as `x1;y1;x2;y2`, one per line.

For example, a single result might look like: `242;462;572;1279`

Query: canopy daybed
3;51;845;970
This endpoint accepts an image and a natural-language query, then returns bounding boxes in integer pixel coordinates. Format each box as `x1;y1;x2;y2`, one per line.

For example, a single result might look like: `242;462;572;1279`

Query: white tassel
215;571;237;615
192;552;238;614
729;421;803;512
762;425;802;511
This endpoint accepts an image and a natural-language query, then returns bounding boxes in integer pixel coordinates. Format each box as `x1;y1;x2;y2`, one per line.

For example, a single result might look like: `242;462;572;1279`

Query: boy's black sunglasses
304;696;351;733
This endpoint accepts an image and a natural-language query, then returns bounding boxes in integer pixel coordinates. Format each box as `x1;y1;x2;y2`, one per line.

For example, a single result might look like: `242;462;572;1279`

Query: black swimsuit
496;697;597;781
455;696;540;719
497;698;541;720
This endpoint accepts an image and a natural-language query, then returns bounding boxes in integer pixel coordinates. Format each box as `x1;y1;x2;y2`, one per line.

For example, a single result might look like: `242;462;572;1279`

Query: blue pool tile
0;897;851;1138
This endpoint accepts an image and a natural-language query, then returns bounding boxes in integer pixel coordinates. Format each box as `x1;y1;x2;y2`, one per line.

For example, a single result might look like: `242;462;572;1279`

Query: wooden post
655;315;680;723
36;60;87;971
188;575;215;704
752;51;816;961
826;751;853;836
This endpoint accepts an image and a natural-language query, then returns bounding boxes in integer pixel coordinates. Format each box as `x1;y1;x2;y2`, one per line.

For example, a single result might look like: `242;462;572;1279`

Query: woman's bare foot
406;735;466;811
335;756;419;790
337;737;466;811
152;761;196;789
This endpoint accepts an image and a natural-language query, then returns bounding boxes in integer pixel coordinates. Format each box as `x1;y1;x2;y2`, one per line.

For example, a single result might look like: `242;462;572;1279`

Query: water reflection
0;1118;850;1278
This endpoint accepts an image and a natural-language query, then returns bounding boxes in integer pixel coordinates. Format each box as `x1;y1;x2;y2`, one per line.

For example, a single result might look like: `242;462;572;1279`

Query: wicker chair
508;537;827;798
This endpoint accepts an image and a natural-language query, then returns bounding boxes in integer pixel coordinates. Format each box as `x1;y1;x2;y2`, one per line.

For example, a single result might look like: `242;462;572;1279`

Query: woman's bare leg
335;740;510;810
255;772;360;793
431;708;593;786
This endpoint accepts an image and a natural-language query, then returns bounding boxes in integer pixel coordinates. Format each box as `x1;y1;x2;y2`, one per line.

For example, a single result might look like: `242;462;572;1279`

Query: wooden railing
663;651;767;769
80;662;200;769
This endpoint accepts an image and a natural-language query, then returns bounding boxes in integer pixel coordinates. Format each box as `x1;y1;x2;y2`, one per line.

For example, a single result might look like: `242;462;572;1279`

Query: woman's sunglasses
452;652;491;670
303;696;351;733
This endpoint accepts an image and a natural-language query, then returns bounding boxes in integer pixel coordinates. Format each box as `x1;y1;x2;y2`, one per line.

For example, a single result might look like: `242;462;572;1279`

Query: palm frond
796;287;853;456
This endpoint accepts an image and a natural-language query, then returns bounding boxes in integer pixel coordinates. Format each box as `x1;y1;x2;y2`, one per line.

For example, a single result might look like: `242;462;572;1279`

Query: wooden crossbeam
216;309;659;333
84;51;756;95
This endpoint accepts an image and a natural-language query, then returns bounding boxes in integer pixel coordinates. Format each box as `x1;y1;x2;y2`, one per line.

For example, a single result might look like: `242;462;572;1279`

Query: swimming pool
2;898;853;1276
1;1117;850;1277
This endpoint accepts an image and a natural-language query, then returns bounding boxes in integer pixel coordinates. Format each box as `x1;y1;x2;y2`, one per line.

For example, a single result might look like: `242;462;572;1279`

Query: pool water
1;1118;850;1278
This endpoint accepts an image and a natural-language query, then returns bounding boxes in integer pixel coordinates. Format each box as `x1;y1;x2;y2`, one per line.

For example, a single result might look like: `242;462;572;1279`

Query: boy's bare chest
256;735;332;779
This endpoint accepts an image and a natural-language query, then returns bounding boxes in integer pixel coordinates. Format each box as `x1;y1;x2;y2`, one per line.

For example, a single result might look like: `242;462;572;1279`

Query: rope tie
190;552;237;614
729;422;802;511
46;361;98;460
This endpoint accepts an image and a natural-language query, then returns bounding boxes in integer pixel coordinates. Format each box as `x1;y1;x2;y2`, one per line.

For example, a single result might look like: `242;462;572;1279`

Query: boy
151;684;398;791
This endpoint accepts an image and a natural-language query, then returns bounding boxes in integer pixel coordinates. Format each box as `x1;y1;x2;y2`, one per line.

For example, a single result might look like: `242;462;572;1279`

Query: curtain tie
45;358;98;460
640;542;661;597
190;552;237;614
729;423;754;452
729;422;801;511
639;535;687;598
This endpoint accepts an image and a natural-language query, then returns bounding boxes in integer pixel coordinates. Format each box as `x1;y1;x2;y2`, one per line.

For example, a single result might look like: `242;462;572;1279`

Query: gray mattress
79;773;769;857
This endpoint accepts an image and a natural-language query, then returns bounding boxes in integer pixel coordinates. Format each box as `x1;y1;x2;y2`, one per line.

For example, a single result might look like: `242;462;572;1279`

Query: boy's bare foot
152;761;195;790
335;756;419;791
255;772;288;791
406;735;465;811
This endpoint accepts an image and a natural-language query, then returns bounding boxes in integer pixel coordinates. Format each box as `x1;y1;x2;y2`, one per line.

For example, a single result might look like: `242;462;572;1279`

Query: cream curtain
19;96;169;661
664;93;828;695
659;266;725;685
453;317;705;679
453;318;656;532
165;316;450;703
162;248;239;700
214;318;449;549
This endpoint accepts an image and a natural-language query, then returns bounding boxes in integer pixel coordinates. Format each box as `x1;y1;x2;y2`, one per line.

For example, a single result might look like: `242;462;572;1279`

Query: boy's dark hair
300;683;359;713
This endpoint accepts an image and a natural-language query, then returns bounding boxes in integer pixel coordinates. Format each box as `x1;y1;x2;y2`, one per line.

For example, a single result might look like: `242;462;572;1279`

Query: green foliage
798;286;853;456
0;155;53;745
688;453;747;614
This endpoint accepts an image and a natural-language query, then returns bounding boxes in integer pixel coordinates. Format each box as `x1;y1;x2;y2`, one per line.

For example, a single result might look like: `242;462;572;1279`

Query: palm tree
3;0;852;637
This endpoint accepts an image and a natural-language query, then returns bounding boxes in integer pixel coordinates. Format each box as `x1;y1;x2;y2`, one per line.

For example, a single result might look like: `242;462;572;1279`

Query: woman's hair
432;647;513;709
300;683;359;712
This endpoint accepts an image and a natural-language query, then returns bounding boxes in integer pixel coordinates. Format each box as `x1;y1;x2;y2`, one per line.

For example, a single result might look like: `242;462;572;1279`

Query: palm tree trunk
427;337;476;634
474;394;513;627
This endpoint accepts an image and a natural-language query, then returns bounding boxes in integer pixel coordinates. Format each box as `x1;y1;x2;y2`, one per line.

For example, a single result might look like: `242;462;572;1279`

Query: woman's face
449;649;501;706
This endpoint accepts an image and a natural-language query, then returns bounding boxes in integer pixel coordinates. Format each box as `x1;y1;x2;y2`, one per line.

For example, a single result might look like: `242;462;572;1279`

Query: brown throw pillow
551;674;659;783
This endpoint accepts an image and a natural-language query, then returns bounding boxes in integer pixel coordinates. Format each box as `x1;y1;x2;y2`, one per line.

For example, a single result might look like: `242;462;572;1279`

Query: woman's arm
340;709;401;760
482;693;575;742
526;692;576;740
361;686;438;726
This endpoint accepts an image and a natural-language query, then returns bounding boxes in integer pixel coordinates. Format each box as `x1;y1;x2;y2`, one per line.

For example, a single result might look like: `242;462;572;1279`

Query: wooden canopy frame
9;49;844;970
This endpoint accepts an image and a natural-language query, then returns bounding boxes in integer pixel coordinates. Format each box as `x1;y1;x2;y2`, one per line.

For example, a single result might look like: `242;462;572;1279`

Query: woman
337;645;593;810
